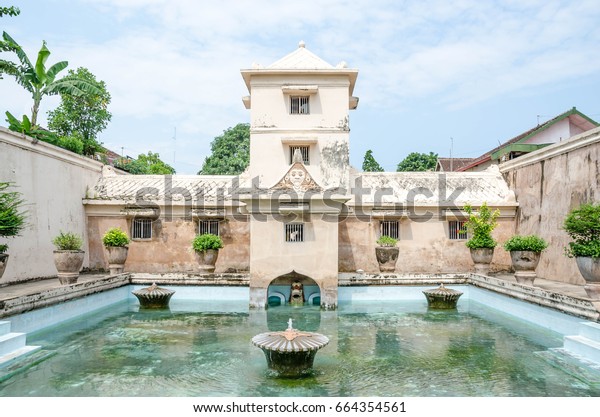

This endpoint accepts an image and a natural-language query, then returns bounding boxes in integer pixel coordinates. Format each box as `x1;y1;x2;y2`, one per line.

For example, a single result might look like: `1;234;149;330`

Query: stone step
0;345;41;369
579;322;600;343
0;321;11;336
564;335;600;365
0;332;27;357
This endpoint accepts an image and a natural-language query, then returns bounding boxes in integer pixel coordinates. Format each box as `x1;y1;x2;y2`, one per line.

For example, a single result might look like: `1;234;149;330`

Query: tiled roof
351;168;516;206
87;174;240;203
436;158;475;172
458;107;598;171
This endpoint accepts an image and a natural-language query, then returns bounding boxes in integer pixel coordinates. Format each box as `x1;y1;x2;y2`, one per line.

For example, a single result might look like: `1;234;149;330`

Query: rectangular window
132;218;152;239
290;96;309;114
285;223;304;242
289;145;310;164
449;220;468;240
380;220;399;240
198;220;220;236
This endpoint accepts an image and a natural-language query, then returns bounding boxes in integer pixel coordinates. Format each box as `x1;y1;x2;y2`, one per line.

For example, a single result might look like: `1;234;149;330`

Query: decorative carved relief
271;162;322;193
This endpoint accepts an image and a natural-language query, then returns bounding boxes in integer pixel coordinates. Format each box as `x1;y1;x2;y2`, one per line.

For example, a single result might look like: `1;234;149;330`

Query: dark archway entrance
267;270;321;307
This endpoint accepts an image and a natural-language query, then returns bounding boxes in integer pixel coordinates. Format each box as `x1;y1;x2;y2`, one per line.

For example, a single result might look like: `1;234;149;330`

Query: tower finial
299;40;305;48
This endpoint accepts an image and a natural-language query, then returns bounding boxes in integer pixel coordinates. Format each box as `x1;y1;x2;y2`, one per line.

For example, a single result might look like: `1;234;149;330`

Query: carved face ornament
287;168;306;191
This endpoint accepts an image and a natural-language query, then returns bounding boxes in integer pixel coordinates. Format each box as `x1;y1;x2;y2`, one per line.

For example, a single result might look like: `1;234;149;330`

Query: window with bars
380;220;399;240
449;220;468;240
198;220;220;236
132;218;152;239
289;145;310;164
285;223;304;242
290;96;309;114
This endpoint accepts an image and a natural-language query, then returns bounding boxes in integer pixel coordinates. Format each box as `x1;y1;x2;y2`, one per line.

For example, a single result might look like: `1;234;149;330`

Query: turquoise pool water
1;296;598;397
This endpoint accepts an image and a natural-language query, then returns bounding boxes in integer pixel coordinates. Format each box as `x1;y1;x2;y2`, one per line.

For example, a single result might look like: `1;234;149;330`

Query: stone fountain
132;283;175;309
252;318;329;377
422;283;463;309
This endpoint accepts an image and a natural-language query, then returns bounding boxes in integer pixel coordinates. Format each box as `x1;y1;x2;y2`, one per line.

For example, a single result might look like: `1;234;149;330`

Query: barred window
285;223;304;242
380;220;399;240
290;96;309;114
449;220;468;240
289;145;310;164
198;220;220;236
132;218;152;239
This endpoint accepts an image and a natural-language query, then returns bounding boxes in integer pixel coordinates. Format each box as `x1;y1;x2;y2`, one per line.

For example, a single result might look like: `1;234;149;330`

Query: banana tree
0;31;101;126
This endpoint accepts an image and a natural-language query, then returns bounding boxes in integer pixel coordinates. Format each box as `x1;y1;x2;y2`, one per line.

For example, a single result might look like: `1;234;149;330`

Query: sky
1;0;600;174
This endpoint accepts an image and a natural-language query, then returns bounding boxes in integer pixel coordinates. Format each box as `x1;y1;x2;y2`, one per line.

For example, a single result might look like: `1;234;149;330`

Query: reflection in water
1;300;598;397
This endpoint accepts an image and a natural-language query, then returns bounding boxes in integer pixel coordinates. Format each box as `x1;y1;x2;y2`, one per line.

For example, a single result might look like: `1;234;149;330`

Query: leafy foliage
564;203;600;258
362;149;384;172
0;182;27;252
0;32;101;126
199;123;250;175
0;6;19;17
464;202;499;249
114;152;176;175
102;227;130;247
376;235;398;247
52;231;83;251
396;152;438;172
192;233;223;252
47;67;111;156
503;235;548;252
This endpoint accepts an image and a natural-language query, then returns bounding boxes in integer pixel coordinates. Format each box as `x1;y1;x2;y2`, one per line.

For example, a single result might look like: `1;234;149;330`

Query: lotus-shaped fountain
132;283;175;309
423;283;463;309
252;319;329;377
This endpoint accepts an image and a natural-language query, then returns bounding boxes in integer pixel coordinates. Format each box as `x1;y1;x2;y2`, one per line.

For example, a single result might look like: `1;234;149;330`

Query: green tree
0;32;101;126
362;149;384;172
114;152;176;175
0;6;19;17
199;123;250;175
396;151;438;172
47;67;111;156
0;182;27;253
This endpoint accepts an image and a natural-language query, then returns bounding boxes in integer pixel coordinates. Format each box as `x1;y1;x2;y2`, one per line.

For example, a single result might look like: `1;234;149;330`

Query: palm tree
0;32;101;126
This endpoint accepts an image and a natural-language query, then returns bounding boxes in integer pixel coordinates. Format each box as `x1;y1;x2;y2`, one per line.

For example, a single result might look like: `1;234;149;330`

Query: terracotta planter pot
470;248;494;275
53;250;85;284
105;246;128;275
375;246;399;272
0;253;8;280
195;249;219;273
510;250;541;286
575;257;600;300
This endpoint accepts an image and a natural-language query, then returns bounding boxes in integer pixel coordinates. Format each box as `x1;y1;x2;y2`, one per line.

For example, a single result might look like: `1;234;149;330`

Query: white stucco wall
525;118;572;145
0;127;104;282
247;73;352;190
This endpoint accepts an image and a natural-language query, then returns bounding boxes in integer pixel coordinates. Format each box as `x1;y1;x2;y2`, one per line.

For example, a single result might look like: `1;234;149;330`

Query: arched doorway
267;270;321;307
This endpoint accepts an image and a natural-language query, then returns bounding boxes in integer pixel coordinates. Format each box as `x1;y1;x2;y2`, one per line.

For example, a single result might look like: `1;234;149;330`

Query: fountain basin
252;319;329;377
132;283;175;308
423;283;463;309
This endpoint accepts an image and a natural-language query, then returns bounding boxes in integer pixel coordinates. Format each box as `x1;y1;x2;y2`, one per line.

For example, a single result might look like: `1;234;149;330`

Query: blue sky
2;0;600;173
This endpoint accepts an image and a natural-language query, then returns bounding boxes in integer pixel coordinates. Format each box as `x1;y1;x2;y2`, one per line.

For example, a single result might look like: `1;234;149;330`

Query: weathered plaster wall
339;217;514;274
0;127;103;283
249;214;339;309
87;215;250;274
501;126;600;285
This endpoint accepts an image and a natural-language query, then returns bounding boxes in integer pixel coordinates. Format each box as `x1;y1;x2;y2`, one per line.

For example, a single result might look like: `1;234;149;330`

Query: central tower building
240;42;359;309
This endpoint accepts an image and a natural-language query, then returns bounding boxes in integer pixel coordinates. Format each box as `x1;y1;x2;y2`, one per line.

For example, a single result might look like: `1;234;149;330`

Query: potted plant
52;231;85;284
503;235;548;286
564;203;600;299
0;182;27;279
102;227;130;275
375;235;399;272
192;233;223;273
464;202;499;275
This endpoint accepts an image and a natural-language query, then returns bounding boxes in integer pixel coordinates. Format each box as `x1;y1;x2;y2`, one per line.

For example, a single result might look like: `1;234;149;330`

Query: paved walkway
0;271;591;301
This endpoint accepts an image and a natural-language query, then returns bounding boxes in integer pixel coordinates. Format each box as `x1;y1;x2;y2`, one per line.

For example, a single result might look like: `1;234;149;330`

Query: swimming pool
0;285;598;396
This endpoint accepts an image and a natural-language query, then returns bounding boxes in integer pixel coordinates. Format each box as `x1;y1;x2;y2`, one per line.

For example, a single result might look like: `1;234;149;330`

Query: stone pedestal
132;283;175;309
